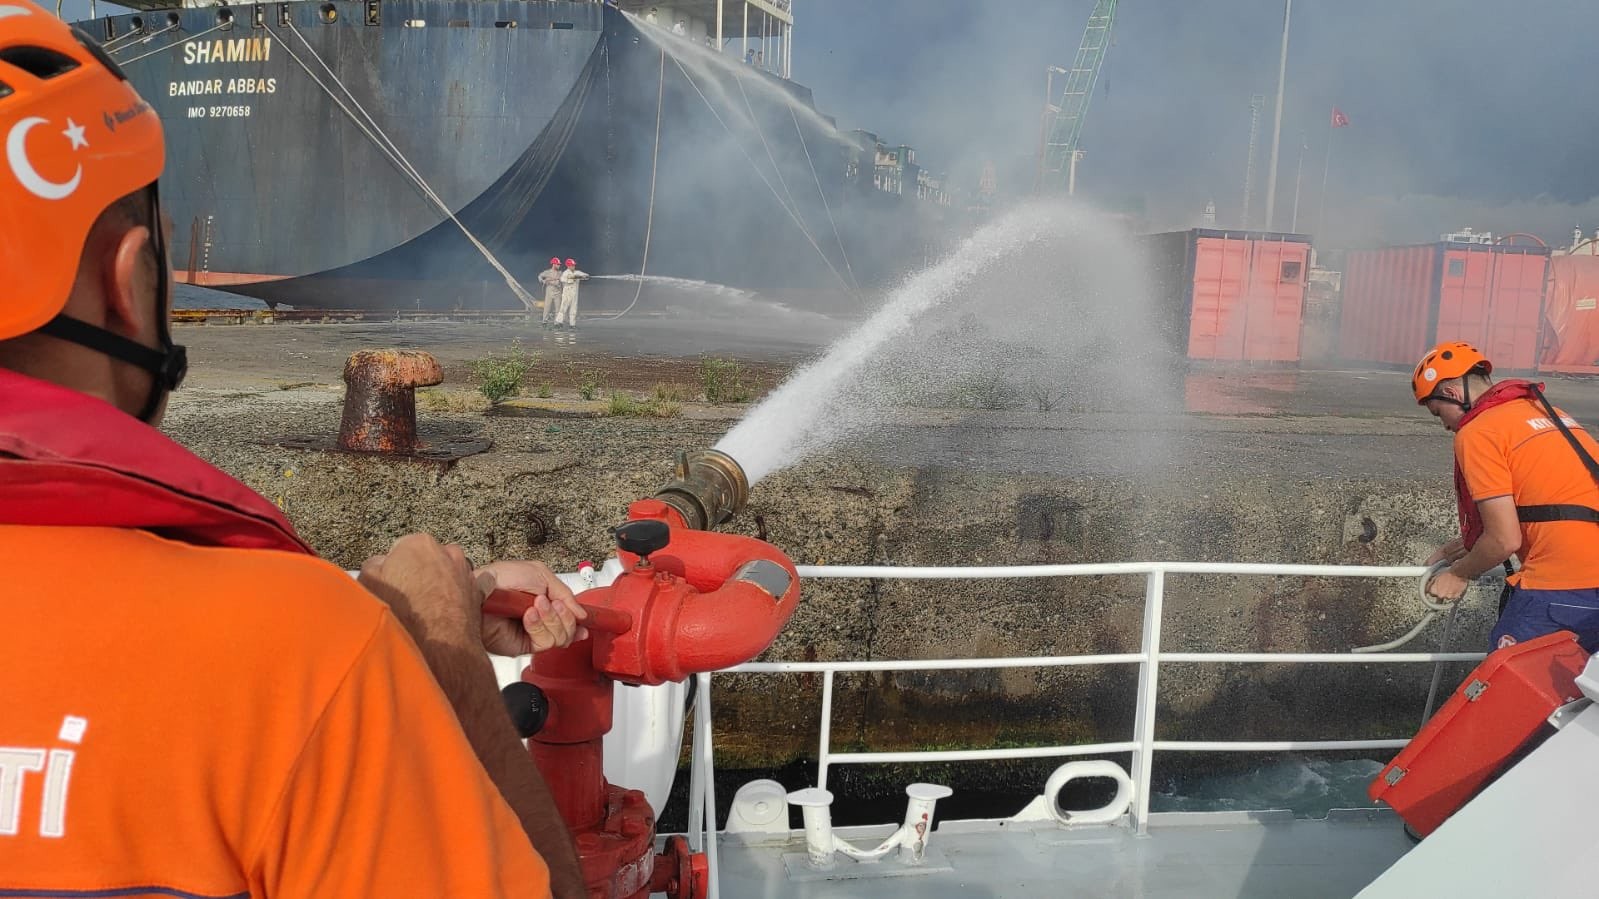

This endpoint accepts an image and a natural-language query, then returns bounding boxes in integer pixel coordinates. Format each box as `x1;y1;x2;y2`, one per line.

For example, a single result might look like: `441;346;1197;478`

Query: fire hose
1354;560;1482;726
1353;561;1463;655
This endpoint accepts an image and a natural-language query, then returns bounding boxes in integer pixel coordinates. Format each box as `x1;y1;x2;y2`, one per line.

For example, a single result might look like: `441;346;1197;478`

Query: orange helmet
0;0;164;341
1412;341;1492;404
565;258;577;267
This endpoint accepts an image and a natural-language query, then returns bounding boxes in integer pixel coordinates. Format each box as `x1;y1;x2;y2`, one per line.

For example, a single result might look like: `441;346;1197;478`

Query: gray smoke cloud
792;0;1599;247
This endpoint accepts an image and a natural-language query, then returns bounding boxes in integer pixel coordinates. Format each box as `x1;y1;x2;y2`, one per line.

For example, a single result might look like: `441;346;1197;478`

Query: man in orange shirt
0;5;585;896
1415;341;1599;651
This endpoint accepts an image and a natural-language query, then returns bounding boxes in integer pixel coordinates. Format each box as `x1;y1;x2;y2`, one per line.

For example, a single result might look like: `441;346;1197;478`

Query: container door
1436;249;1549;372
1487;252;1549;371
1542;254;1599;374
1243;239;1308;361
1190;236;1252;360
1339;246;1435;366
1434;248;1491;354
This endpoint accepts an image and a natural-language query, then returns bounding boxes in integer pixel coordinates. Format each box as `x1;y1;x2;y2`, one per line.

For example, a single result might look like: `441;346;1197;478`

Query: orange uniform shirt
0;525;551;898
1456;398;1599;589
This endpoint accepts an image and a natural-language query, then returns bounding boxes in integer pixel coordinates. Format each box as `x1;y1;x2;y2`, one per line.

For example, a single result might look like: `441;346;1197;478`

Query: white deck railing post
1129;569;1165;836
817;669;835;791
696;673;720;899
688;675;706;854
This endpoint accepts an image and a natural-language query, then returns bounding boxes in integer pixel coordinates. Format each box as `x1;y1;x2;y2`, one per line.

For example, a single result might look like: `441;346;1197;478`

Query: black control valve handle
615;518;671;561
501;681;549;739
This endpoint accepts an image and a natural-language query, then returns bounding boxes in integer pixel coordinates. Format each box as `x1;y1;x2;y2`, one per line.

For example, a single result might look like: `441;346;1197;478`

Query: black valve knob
501;681;549;739
614;519;670;559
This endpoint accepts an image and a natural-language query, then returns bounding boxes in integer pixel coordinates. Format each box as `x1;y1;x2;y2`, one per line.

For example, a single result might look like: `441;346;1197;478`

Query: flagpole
1315;123;1335;238
1290;131;1307;232
1264;0;1292;231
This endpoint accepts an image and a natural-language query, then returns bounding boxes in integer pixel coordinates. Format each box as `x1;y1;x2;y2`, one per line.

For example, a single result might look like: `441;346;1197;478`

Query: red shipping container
1367;631;1588;838
1339;242;1550;371
1540;253;1599;375
1143;229;1311;363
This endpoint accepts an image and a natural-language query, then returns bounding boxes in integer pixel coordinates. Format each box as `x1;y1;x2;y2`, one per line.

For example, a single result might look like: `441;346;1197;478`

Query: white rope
736;75;803;230
597;47;665;322
1420;600;1464;725
276;20;537;309
118;22;226;66
789;104;857;291
1352;561;1474;654
669;54;855;296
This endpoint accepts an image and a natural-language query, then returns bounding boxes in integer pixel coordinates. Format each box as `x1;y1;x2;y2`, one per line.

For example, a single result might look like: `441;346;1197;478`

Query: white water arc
714;201;1167;486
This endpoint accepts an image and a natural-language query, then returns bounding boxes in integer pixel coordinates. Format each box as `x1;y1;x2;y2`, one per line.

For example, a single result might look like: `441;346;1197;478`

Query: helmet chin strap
35;185;187;423
1430;378;1477;413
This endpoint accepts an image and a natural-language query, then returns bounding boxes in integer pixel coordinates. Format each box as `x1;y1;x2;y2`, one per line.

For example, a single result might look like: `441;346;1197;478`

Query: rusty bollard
337;349;443;454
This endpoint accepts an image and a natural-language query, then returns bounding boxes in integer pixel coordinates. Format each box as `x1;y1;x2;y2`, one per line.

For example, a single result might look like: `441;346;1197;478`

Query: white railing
681;561;1488;897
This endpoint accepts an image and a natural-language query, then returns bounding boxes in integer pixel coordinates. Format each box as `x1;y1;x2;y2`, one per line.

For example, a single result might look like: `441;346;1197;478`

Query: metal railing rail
682;560;1488;899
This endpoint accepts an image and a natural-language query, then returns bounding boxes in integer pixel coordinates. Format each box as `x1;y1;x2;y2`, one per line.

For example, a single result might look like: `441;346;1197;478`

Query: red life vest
0;368;310;553
1453;379;1543;548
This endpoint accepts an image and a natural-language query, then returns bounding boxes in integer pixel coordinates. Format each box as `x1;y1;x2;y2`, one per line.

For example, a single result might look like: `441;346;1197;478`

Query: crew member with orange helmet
539;255;564;326
0;4;585;896
1414;341;1599;651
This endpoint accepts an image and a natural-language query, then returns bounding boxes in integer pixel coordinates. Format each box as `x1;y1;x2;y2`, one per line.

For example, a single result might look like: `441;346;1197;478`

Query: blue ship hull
84;1;960;310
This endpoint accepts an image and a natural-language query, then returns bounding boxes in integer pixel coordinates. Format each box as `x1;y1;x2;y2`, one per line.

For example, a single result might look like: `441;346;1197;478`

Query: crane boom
1039;0;1118;193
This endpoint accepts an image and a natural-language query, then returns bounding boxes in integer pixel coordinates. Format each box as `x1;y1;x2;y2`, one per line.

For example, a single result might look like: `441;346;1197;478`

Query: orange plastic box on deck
1339;242;1550;372
1368;630;1589;838
1142;229;1312;364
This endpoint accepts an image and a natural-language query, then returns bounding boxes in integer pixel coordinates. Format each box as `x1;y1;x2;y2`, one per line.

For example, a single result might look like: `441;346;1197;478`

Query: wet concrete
163;317;1599;777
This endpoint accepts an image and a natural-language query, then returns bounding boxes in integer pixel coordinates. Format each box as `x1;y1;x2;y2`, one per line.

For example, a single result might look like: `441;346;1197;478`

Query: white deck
704;809;1412;898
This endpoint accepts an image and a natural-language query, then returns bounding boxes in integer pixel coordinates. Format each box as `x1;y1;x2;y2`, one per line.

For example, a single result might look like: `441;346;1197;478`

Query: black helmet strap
35;184;186;423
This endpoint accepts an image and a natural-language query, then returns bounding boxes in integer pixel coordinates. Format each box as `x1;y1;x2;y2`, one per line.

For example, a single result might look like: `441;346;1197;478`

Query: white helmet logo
6;117;86;201
0;5;33;18
1423;367;1438;382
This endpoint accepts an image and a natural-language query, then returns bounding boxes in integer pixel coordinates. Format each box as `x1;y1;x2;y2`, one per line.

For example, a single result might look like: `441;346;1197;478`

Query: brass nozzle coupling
652;448;750;531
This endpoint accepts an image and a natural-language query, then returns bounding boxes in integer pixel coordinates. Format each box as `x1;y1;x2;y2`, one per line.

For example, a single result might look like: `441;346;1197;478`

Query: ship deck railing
684;560;1485;898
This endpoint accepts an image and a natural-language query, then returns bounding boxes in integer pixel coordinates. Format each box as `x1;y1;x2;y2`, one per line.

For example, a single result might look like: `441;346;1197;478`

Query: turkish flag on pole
1331;107;1350;128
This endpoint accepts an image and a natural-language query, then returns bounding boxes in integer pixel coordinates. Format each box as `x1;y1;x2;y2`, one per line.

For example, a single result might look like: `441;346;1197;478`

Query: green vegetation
469;340;535;404
698;356;754;404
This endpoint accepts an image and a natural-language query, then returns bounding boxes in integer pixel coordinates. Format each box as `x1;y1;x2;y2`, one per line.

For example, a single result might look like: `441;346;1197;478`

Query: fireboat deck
705;809;1413;898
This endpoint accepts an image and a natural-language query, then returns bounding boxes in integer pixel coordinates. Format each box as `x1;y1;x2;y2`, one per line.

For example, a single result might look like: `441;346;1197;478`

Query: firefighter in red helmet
539;256;564;327
557;257;590;330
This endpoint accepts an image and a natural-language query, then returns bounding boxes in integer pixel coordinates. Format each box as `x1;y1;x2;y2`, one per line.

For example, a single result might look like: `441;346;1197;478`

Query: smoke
793;0;1599;247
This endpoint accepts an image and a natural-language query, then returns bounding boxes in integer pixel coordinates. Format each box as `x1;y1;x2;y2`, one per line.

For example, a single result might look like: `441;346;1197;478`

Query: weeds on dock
949;371;1020;410
470;340;536;404
698;356;753;404
419;387;492;413
560;361;607;401
653;382;691;404
1027;380;1065;412
607;390;681;418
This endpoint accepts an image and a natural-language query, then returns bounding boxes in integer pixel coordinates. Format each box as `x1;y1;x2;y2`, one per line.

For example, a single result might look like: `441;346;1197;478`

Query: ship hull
87;1;959;310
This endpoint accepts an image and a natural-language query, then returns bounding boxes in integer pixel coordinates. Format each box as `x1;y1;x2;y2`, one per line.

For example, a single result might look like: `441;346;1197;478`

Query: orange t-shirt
1455;398;1599;589
0;525;551;898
